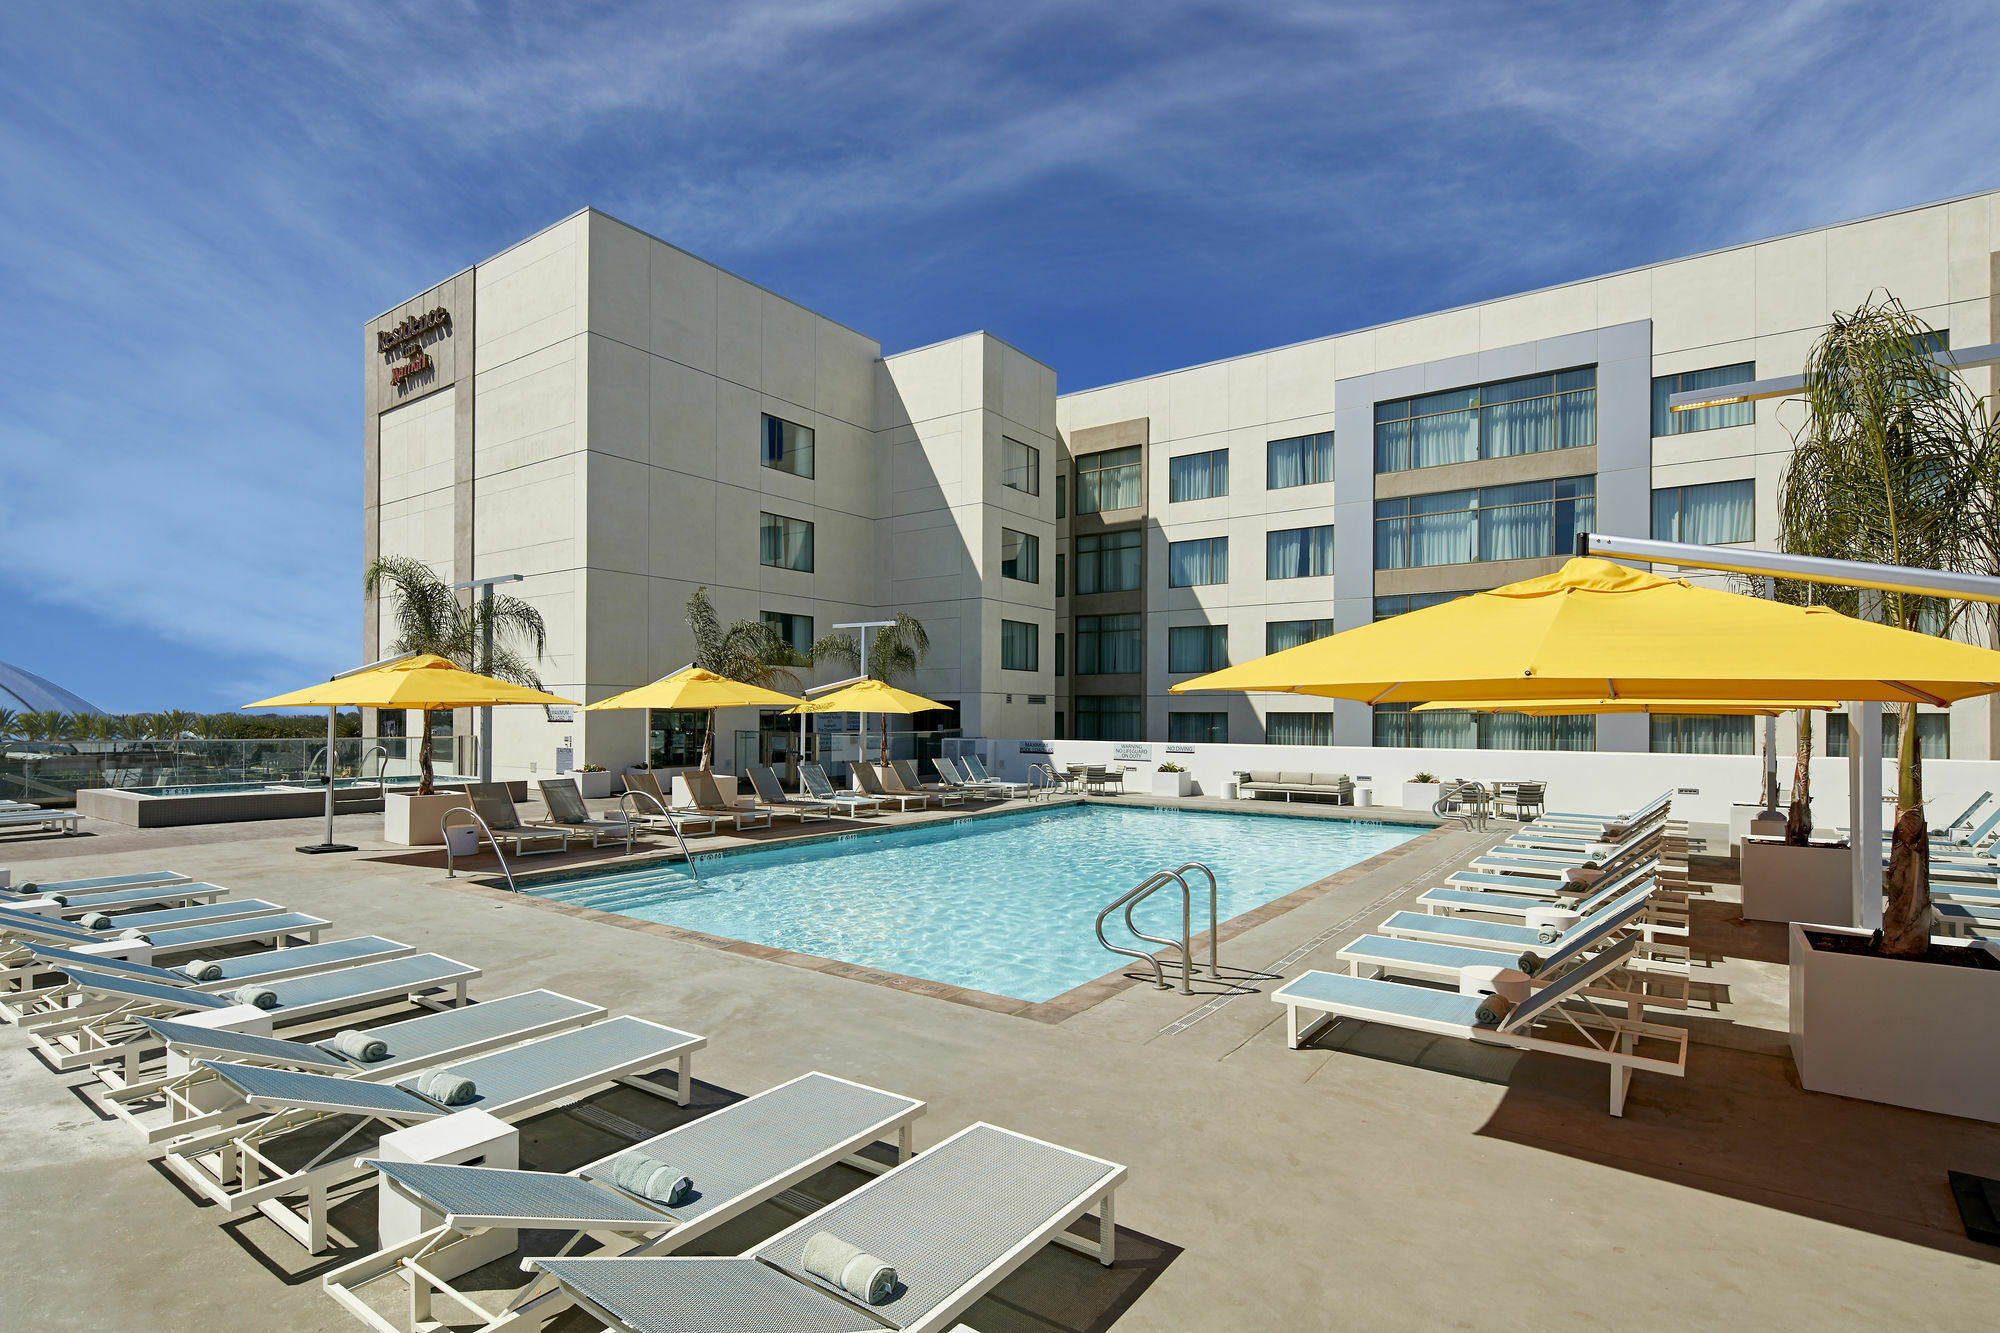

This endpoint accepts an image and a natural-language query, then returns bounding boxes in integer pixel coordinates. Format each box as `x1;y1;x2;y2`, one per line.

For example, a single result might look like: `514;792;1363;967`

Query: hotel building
363;190;2000;777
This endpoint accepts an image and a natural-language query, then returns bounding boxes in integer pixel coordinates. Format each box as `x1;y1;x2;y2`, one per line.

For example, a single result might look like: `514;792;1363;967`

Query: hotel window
1267;431;1334;489
1075;529;1141;593
1375;477;1593;569
1168;625;1228;673
761;414;815;478
759;512;814;571
1001;619;1039;671
1649;714;1755;755
1653;479;1753;544
1169;711;1228;744
1376;703;1594;751
1374;367;1596;473
759;611;813;657
1266;711;1335;746
648;708;709;767
1075;694;1142;740
1001;529;1040;583
1169;448;1229;502
1373;591;1468;620
1074;613;1142;674
1267;524;1334;580
1056;474;1066;518
1651;363;1755;436
1826;712;1950;760
1055;710;1064;738
1076;446;1142;513
1168;536;1228;587
1055;553;1066;596
1055;632;1065;676
1266;618;1334;654
1002;437;1041;496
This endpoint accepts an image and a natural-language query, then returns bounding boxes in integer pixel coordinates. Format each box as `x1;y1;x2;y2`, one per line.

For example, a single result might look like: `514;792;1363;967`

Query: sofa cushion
1279;771;1313;786
1247;770;1282;785
1310;773;1350;787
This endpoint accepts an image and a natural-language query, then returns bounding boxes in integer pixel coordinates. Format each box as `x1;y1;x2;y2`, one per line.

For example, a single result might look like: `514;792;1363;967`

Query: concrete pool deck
1;796;1994;1330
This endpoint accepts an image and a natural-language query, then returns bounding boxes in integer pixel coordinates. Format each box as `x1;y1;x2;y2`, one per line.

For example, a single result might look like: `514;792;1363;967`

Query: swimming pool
522;804;1424;1003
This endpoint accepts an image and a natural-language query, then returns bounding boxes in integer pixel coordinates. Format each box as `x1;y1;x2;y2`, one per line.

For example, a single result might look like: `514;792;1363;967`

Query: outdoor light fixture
1666;341;2000;413
451;573;526;783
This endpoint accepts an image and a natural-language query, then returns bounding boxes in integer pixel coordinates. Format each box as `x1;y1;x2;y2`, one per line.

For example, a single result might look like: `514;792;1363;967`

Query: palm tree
682;587;803;770
19;711;62;742
364;555;548;794
1778;293;1976;956
809;612;931;762
0;708;16;739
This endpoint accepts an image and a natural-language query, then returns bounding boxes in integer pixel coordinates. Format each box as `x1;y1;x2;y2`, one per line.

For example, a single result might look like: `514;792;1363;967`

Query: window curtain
1480;396;1550;458
1169;454;1204;502
1171;539;1224;586
759;517;782;566
1374;421;1408;472
1102;616;1142;673
1266;712;1334;746
1679;480;1753;544
1654;364;1753;436
1267;438;1308;489
1375;516;1407;569
1408;498;1475;567
1651;715;1754;754
1267;527;1306;578
1554;387;1596;448
1169;712;1227;743
1479;494;1552;561
1411;409;1477;468
1107;531;1141;591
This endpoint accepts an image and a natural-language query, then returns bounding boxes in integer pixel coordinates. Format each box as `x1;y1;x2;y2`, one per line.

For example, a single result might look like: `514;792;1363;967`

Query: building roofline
881;328;1058;374
1057;183;2000;401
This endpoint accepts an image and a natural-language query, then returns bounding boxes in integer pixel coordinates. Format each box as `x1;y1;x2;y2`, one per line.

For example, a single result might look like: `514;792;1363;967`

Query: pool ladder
1434;781;1492;832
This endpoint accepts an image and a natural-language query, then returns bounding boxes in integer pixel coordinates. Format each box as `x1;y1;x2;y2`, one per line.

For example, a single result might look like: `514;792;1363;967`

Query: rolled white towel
233;984;279;1009
181;959;224;982
331;1029;388;1061
118;928;150;943
800;1230;897;1306
415;1069;477;1105
605;1149;693;1206
1537;922;1563;944
80;912;113;931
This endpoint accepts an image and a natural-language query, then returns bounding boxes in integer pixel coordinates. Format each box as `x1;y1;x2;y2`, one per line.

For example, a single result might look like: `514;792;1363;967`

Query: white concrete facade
366;192;2000;775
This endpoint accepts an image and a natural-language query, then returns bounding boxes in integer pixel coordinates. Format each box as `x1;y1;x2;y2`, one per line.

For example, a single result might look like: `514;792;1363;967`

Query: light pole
834;620;895;760
297;650;419;856
452;573;524;783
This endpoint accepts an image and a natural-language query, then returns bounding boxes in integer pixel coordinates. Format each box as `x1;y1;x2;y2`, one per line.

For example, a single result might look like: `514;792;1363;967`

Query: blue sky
1;2;1994;712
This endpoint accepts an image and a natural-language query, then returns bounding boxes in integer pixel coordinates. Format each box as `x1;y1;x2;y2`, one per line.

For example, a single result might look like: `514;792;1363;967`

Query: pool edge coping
434;798;1454;1023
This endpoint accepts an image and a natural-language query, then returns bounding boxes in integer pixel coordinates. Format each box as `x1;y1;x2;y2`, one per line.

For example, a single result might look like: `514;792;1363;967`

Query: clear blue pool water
522;804;1422;1002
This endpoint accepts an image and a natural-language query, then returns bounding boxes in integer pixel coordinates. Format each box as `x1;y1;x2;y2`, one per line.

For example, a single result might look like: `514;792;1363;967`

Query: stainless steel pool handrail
361;745;389;795
619;789;701;884
1434;781;1491;832
1096;868;1193;994
442;805;516;893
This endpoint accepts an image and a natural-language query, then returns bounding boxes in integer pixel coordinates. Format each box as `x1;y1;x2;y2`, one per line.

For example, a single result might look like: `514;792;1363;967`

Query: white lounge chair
7;880;232;919
527;1120;1123;1333
535;777;641;849
847;761;928;812
1421;860;1659;918
749;763;840;820
0;807;80;836
163;1015;707;1253
0;936;416;1024
467;783;574;855
679;771;775;830
112;990;606;1142
959;753;1033;797
1381;882;1688;957
930;757;1000;801
892;758;964;806
1274;936;1689;1116
0;898;301;961
0;869;191;899
325;1071;926;1332
23;952;483;1080
618;772;719;837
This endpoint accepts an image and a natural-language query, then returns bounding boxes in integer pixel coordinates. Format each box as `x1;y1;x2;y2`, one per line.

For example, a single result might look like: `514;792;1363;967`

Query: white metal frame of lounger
530;1121;1125;1333
325;1071;926;1333
1382;907;1690;958
848;762;930;811
0;910;329;982
165;1019;705;1254
0;870;192;897
23;957;481;1079
0;809;81;835
0;937;418;1025
1278;969;1688;1117
108;991;609;1143
1335;937;1692;1014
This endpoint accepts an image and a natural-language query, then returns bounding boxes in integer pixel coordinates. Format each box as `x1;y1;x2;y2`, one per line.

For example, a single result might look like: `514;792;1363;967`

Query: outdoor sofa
1234;768;1354;805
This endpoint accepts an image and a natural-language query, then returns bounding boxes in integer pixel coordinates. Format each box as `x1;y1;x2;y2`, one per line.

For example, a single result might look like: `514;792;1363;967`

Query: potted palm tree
1774;294;2000;1122
683;588;807;782
364;556;548;845
809;612;931;765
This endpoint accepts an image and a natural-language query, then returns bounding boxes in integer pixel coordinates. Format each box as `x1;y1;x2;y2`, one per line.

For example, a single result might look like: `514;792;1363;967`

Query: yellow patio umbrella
582;666;801;772
245;653;578;854
1170;558;2000;705
1412;698;1840;716
785;678;947;768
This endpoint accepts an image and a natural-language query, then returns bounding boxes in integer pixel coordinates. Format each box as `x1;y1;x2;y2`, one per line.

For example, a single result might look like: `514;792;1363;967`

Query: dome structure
0;660;105;716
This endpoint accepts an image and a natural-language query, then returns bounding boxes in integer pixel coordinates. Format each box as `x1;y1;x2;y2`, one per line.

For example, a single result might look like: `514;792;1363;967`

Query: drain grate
563;1101;653;1142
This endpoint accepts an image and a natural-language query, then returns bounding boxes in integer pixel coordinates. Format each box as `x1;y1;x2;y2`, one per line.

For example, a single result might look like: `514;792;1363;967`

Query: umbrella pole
298;705;357;855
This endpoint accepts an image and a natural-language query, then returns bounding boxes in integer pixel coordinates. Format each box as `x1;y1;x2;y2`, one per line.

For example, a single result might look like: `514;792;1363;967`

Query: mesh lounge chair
1274;936;1689;1116
1529;789;1673;827
468;783;573;855
0;898;296;961
959;753;1033;797
0;936;414;1024
749;764;838;820
619;772;719;837
529;1120;1123;1333
24;952;482;1081
7;880;232;918
535;777;640;849
932;756;1005;801
889;759;963;805
1381;882;1688;959
848;761;928;812
163;1015;706;1253
115;990;606;1143
1421;860;1659;918
0;870;191;900
798;762;885;816
678;770;775;830
325;1071;925;1331
0;807;80;836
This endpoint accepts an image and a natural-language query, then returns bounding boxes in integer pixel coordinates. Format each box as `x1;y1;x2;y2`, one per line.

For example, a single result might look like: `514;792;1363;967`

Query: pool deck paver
0;797;1994;1331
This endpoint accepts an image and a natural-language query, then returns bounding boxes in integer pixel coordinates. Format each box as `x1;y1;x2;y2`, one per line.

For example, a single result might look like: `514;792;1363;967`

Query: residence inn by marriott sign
379;305;451;386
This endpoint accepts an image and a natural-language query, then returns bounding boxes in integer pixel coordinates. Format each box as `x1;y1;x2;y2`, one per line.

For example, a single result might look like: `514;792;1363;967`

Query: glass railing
0;735;472;803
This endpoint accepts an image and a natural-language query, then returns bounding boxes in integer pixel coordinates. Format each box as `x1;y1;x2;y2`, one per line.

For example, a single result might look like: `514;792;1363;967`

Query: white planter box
1401;782;1442;811
1150;771;1193;798
1789;922;2000;1122
384;791;468;847
573;771;613;800
1728;802;1788;855
1740;837;1853;926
